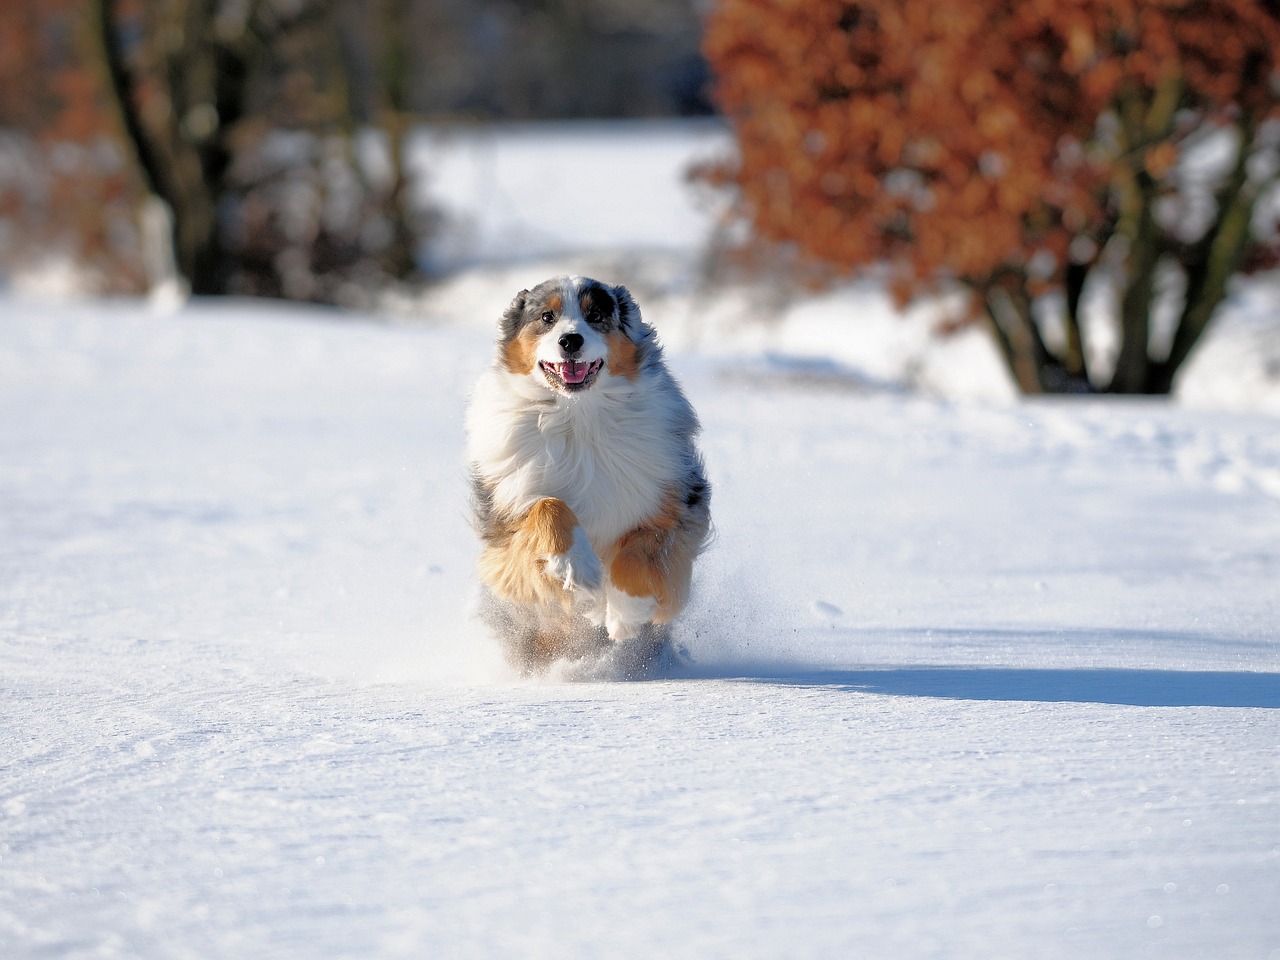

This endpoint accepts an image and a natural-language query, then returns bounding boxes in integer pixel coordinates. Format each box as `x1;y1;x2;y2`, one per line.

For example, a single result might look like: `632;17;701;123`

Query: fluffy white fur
466;336;693;547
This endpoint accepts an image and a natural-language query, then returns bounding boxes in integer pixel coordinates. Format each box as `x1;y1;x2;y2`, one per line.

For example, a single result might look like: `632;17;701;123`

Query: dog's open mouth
540;359;604;391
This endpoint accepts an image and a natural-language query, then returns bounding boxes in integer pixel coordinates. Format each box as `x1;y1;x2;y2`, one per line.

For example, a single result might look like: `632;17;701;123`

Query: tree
702;0;1280;394
1;0;429;300
0;0;149;292
92;0;424;300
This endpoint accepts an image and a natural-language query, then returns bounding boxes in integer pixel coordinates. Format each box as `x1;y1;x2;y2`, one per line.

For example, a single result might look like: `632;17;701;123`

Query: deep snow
2;120;1279;959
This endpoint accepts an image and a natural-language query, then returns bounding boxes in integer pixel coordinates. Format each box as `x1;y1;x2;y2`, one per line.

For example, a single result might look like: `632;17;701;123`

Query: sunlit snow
2;121;1278;959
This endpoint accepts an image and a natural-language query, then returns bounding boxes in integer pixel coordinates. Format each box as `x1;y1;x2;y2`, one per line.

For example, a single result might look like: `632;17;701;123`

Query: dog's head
498;276;645;396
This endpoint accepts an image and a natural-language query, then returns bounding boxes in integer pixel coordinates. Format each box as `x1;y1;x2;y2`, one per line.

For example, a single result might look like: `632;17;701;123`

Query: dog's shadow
648;624;1280;707
662;662;1280;708
695;665;1280;708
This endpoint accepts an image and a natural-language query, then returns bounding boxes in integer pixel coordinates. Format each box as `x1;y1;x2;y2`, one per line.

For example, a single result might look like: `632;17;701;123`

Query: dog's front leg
605;496;706;641
605;527;670;641
527;497;603;600
478;497;603;609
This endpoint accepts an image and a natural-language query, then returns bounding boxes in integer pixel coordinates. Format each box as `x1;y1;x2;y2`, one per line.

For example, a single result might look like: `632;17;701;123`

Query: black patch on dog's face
577;281;618;331
611;284;638;331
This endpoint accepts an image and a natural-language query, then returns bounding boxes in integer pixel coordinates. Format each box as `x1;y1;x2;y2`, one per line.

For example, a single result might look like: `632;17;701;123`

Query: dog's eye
540;311;555;325
585;310;602;325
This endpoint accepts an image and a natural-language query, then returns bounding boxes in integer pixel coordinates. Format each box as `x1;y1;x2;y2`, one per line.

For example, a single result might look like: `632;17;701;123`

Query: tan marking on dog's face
546;292;563;315
501;324;540;375
605;331;641;380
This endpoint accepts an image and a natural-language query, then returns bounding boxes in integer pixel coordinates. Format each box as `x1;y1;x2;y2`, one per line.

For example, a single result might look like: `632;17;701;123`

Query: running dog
465;276;710;674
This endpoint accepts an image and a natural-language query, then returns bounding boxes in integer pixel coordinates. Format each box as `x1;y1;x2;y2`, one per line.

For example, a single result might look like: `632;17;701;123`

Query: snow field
1;292;1277;958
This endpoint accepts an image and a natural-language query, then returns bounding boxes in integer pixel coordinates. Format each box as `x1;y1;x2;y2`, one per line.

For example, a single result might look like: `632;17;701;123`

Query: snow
410;120;730;272
3;120;1280;959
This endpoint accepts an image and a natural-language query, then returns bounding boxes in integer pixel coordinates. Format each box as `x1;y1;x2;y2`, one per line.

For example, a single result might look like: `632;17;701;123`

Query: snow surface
3;120;1280;958
2;291;1278;960
409;120;730;272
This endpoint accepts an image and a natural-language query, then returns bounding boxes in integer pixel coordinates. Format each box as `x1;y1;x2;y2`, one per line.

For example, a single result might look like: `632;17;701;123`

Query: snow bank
1176;274;1280;415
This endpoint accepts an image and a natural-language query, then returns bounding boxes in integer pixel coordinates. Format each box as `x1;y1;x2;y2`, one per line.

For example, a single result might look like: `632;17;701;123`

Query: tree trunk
1149;118;1258;394
1108;170;1162;393
983;275;1086;394
1061;259;1089;381
96;0;245;295
374;0;419;280
1106;73;1187;393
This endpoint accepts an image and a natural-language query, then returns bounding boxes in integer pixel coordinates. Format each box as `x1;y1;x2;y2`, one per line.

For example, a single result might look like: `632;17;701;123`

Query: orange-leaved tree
702;0;1280;394
0;0;149;292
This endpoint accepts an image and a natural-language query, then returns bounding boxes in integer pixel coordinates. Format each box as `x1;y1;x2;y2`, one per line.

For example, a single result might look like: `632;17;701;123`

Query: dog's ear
612;284;639;331
500;290;529;340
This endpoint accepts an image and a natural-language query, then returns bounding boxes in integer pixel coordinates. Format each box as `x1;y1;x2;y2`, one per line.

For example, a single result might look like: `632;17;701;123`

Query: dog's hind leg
604;488;709;641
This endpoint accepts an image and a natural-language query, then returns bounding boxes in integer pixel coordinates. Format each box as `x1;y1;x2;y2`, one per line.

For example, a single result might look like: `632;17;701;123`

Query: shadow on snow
676;665;1280;708
667;625;1280;707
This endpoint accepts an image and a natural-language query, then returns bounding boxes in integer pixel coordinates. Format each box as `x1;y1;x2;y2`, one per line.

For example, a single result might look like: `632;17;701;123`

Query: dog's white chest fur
467;366;685;548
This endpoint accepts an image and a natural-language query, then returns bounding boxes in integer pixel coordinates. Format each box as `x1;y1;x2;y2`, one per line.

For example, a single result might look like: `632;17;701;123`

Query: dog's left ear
612;284;639;331
500;290;530;340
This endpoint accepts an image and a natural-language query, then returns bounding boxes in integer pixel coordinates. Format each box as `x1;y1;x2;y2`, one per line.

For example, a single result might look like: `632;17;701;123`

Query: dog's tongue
559;361;589;384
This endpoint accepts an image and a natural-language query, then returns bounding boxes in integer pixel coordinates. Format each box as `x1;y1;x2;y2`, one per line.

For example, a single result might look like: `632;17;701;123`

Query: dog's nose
558;332;584;356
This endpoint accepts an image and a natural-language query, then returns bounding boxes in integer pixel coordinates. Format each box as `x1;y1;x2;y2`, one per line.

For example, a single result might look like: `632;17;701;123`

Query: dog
465;275;711;675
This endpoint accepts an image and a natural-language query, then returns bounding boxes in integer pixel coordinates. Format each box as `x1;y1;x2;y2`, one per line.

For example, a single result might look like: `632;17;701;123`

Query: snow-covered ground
408;120;729;271
3;121;1279;958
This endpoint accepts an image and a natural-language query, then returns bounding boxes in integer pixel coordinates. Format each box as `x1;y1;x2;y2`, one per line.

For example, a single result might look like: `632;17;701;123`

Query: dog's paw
543;526;603;594
604;589;658;643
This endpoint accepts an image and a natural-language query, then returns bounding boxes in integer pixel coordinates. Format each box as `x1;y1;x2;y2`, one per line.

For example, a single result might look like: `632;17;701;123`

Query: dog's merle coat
465;276;710;675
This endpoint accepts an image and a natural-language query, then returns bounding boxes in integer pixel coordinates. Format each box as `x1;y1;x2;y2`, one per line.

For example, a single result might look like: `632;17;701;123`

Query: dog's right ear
611;284;640;332
500;290;529;340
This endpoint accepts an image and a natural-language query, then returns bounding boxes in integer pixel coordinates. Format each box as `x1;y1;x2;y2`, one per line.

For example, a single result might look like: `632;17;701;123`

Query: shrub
703;0;1280;393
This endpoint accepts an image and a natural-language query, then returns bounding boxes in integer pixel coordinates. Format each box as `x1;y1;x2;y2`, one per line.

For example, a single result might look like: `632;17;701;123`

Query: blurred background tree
96;0;426;301
703;0;1280;394
1;0;710;300
0;0;149;293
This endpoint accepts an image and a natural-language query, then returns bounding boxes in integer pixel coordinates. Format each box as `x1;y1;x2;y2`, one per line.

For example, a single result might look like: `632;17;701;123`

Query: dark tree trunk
1108;172;1161;393
96;0;231;293
983;272;1090;394
1150;120;1258;394
985;114;1264;397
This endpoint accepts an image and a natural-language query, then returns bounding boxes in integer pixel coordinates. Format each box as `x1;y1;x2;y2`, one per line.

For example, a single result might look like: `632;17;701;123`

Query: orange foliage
704;0;1280;300
0;0;147;292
